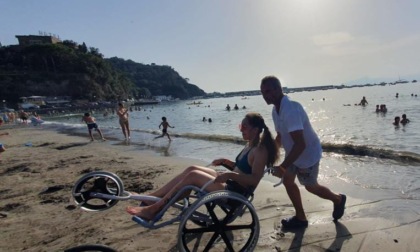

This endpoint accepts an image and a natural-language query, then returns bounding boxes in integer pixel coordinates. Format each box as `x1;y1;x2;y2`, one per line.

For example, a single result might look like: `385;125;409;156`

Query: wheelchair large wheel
178;191;259;252
64;244;116;252
72;171;124;211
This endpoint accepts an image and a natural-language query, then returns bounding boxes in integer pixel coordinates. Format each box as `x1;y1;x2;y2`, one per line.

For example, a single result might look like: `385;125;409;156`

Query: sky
1;0;420;93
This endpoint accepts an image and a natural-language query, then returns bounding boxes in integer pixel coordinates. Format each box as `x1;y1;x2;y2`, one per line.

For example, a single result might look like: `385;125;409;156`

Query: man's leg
88;129;94;141
283;171;306;221
305;184;341;204
96;128;105;140
301;162;346;220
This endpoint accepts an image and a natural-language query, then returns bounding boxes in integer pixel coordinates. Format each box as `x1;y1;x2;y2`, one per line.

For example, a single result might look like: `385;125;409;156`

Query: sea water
43;83;420;204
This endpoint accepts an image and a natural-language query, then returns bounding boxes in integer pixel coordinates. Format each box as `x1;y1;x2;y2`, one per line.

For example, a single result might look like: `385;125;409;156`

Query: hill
107;57;206;99
0;41;205;105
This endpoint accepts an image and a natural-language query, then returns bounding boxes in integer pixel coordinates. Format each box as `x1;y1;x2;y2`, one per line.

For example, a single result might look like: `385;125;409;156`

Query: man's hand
271;165;285;178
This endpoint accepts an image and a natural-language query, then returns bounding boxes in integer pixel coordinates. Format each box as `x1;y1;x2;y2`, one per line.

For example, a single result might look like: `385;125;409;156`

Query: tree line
0;40;206;104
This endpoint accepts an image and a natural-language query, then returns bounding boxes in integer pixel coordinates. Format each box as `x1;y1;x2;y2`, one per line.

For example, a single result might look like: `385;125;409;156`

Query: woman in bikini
126;112;279;220
117;102;131;140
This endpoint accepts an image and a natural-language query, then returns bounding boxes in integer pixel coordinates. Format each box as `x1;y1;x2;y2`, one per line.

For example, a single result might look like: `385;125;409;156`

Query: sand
0;126;419;251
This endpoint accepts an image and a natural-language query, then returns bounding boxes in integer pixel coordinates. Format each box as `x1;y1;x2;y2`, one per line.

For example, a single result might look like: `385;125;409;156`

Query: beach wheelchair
71;169;280;251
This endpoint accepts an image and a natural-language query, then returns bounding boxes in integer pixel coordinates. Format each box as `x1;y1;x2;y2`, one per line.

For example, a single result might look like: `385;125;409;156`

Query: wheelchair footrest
132;216;150;226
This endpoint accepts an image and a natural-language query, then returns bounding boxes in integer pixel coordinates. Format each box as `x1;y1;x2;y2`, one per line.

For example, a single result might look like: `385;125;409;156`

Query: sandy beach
1;126;419;252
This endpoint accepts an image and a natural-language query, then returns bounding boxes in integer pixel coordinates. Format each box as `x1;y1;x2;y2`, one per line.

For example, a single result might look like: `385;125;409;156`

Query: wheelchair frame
71;168;281;251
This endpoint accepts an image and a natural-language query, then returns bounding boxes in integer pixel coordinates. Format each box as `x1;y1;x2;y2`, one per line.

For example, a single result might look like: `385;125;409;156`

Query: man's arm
280;130;306;168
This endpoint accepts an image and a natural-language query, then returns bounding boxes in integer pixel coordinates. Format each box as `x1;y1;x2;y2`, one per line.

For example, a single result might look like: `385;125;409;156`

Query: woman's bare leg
119;122;127;138
149;165;217;198
127;169;224;219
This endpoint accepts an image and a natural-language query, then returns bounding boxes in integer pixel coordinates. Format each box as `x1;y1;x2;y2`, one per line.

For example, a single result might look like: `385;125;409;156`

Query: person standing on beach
154;117;174;141
260;75;346;229
19;110;29;124
117;102;131;140
81;113;106;141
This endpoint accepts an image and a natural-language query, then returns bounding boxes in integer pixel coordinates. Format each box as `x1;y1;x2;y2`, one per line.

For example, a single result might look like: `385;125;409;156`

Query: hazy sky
1;0;420;92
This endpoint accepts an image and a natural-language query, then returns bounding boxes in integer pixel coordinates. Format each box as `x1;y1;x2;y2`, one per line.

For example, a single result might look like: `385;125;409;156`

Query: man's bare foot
126;206;156;220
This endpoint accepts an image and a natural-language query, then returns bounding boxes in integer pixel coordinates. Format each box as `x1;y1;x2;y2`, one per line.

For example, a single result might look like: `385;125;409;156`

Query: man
260;76;346;228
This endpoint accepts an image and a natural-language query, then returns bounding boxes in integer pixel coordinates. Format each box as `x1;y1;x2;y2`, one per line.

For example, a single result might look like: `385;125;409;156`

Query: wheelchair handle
265;167;283;188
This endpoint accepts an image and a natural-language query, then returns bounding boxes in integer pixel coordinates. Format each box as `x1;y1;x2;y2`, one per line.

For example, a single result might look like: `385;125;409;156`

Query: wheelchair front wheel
178;191;259;252
72;171;124;211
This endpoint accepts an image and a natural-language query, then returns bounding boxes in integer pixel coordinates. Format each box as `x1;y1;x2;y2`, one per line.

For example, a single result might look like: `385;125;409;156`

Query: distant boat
187;101;202;105
133;99;160;105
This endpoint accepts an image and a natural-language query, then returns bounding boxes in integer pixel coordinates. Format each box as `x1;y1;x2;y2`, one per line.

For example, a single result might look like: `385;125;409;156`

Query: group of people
0;110;44;126
375;104;388;113
81;102;131;141
361;97;412;126
82;102;175;142
393;114;410;126
0;111;16;125
126;75;346;229
226;104;246;111
202;117;212;123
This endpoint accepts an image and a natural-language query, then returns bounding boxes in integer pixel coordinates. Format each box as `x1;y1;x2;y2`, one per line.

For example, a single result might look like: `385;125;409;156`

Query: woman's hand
211;158;225;166
214;172;231;183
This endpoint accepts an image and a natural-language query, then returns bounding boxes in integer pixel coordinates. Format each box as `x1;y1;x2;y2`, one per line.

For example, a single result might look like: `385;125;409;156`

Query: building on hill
15;35;61;46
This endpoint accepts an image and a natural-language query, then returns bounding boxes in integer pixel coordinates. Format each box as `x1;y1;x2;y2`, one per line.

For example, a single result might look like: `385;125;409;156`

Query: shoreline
0;126;419;251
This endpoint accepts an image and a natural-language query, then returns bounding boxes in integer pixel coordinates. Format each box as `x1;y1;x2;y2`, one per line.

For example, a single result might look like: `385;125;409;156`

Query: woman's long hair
245;112;279;167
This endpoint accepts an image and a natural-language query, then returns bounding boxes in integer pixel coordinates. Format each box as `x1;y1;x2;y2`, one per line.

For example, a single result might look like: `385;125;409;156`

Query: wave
322;142;420;164
41;121;420;163
130;128;246;144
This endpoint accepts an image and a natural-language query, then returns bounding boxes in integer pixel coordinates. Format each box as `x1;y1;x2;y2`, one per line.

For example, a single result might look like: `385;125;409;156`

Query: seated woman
126;112;279;220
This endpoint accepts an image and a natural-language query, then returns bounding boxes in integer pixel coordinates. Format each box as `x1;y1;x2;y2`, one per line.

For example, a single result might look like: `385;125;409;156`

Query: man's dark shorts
87;123;98;130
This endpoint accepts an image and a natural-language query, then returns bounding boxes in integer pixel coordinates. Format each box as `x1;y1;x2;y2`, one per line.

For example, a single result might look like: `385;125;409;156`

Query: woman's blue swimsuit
234;147;253;174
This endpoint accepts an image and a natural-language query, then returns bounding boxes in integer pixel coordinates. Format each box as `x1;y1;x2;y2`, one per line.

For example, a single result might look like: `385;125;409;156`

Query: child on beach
154;117;174;141
81;113;106;141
